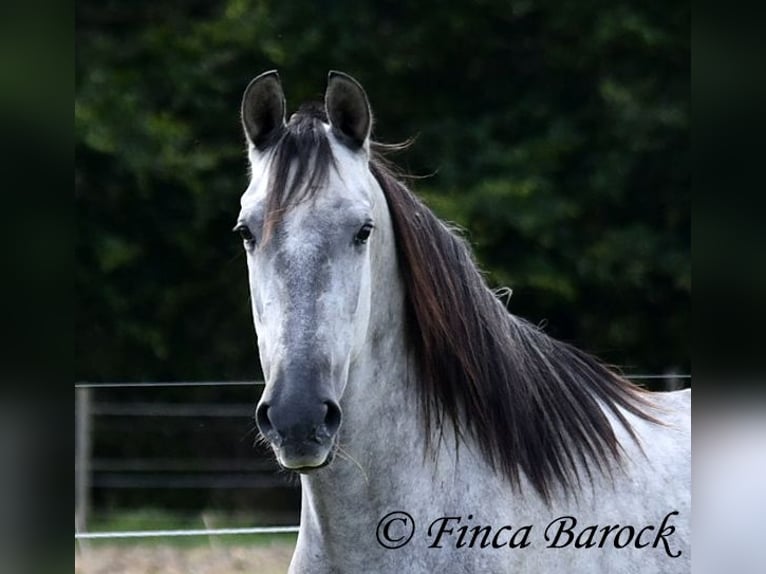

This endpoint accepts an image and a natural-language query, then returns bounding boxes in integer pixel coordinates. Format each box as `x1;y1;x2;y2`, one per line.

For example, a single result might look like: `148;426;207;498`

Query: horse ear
325;71;372;150
241;70;286;150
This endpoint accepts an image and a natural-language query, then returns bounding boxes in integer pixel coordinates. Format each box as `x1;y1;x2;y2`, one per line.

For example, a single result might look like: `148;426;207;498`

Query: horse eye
233;224;255;244
354;223;374;245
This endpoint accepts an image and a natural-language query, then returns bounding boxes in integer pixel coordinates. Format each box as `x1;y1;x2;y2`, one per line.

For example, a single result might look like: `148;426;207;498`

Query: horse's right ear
241;70;286;150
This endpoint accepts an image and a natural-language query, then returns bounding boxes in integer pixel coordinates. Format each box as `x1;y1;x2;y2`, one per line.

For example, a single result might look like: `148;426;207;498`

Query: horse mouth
276;441;336;473
292;454;334;474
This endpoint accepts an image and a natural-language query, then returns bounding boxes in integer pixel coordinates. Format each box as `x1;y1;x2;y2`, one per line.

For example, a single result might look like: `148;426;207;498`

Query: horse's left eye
233;224;255;244
354;223;374;245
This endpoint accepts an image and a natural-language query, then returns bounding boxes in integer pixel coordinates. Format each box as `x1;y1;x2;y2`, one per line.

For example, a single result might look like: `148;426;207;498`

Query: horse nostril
323;400;342;435
255;402;275;437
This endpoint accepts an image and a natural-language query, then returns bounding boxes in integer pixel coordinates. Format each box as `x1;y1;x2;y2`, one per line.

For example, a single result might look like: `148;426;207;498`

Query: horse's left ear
325;71;372;151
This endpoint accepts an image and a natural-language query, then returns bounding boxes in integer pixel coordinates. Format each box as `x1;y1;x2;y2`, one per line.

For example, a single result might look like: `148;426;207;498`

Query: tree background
76;0;688;514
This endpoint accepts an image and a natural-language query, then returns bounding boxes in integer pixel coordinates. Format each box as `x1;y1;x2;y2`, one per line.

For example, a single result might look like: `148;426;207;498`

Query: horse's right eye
233;224;255;244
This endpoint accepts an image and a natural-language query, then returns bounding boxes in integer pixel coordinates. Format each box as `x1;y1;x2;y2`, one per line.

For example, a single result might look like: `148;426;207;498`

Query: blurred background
75;0;689;571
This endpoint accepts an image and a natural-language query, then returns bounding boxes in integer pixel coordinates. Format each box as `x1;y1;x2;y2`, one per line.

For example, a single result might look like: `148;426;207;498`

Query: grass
76;543;295;574
76;509;297;573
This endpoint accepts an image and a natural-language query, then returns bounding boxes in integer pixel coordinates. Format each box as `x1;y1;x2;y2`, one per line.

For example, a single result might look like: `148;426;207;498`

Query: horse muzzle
255;398;342;471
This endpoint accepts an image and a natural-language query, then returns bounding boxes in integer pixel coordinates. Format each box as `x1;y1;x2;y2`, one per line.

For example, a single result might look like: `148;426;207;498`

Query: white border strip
76;526;299;540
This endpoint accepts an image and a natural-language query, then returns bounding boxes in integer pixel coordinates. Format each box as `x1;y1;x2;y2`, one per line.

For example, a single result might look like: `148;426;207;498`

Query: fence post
75;387;92;537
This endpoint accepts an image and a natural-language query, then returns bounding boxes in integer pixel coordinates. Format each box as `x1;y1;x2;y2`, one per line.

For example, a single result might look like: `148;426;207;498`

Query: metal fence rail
74;381;264;389
76;525;299;540
74;374;690;390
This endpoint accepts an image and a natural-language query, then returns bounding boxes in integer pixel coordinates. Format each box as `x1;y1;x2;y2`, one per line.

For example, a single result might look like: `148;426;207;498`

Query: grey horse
235;70;690;573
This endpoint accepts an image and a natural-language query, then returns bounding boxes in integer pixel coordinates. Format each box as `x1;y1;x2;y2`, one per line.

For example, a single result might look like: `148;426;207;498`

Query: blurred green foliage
76;0;689;381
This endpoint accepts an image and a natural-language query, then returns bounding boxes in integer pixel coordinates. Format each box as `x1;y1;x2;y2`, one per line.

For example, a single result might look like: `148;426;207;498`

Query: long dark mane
260;106;659;502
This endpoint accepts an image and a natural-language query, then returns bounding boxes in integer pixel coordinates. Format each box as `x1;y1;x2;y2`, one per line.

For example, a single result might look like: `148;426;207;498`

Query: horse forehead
274;204;347;256
240;147;372;211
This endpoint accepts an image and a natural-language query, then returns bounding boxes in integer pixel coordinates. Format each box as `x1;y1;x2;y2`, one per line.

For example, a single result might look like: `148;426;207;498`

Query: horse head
236;71;388;472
